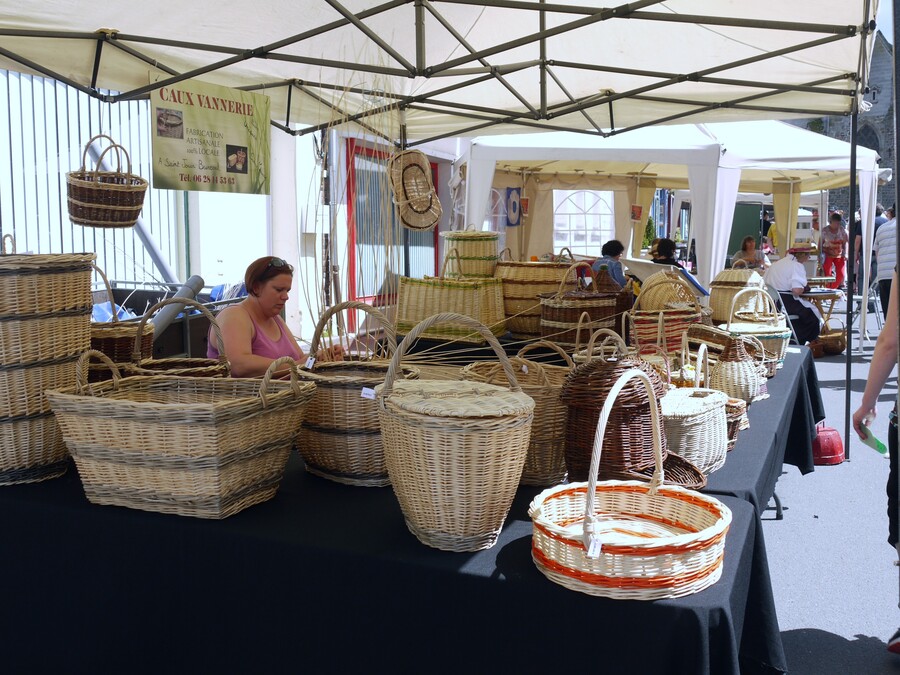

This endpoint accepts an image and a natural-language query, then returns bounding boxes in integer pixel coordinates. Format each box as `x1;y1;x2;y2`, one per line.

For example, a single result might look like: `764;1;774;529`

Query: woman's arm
213;305;285;378
853;271;899;438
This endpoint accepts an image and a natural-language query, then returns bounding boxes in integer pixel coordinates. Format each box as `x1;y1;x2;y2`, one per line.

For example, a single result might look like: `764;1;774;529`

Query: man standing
874;205;897;318
764;244;823;345
821;211;849;290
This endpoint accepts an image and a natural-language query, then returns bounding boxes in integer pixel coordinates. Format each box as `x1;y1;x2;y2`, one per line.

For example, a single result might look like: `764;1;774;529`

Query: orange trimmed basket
529;368;732;599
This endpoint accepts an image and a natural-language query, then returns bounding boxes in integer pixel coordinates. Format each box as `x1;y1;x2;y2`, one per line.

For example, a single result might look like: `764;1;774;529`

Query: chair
851;277;883;336
766;284;800;345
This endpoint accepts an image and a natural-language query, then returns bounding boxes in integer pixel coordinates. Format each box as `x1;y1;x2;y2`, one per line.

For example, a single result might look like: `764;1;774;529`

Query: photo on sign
156;108;184;139
226;145;248;174
630;204;643;222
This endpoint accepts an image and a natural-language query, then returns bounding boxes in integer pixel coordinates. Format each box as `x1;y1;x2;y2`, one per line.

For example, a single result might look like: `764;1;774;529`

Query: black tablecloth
703;347;823;512
0;454;785;675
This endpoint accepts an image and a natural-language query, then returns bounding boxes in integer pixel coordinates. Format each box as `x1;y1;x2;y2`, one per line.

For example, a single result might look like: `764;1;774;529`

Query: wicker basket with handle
529;368;732;599
709;267;766;325
295;301;419;487
440;226;500;277
719;288;792;369
494;248;576;339
46;351;316;519
630;272;702;355
539;262;622;345
462;340;572;486
376;312;535;552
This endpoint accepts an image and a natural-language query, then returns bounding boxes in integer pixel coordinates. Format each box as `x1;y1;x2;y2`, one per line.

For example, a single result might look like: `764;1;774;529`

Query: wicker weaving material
123;297;230;377
573;325;630;365
709;268;766;324
377;313;534;552
539;262;623;345
661;388;729;475
66;135;148;229
630;274;701;355
494;250;575;339
0;306;91;364
529;368;732;599
296;300;417;487
562;353;705;489
461;341;573;486
440;228;500;277
46;352;316;519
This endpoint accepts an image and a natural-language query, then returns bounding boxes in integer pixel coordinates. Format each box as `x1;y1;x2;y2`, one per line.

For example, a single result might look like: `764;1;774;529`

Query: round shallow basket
295;301;419;487
494;249;575;339
121;297;230;377
376;312;535;552
0;411;68;486
88;263;153;380
0;235;95;316
635;271;697;311
66;135;148;229
461;340;573;486
440;227;500;277
661;385;729;475
719;288;791;369
539;262;621;345
529;368;732;599
709;268;765;325
46;352;317;519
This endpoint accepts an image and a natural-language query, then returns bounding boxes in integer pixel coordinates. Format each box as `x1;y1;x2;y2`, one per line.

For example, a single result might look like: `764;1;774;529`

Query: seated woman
732;235;770;270
651;238;684;269
208;256;342;377
591;239;627;287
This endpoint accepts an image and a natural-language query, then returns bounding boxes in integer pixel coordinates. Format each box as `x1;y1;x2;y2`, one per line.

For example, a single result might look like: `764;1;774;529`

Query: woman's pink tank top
208;309;302;362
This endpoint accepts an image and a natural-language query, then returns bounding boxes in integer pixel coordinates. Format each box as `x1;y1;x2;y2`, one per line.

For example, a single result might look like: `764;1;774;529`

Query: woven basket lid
440;230;499;241
593;265;623;293
710;268;765;287
721;322;792;337
661;388;728;417
376;379;534;418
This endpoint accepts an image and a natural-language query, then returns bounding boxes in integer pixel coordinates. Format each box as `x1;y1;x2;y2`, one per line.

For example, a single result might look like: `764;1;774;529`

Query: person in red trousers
821;211;849;290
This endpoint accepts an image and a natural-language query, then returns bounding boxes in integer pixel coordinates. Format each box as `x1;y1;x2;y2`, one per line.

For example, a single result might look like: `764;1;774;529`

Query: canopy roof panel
0;0;878;143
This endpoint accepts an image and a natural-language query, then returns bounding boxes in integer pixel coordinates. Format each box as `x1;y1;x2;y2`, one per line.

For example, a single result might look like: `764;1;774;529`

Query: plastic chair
765;284;800;345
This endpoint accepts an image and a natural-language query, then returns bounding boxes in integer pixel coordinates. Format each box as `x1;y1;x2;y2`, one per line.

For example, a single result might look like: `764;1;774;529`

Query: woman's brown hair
244;256;294;296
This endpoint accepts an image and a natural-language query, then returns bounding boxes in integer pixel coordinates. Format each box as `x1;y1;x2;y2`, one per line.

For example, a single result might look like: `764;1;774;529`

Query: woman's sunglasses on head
267;257;294;272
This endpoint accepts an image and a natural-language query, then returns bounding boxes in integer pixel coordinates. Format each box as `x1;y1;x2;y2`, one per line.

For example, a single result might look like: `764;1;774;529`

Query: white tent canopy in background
457;120;882;289
0;1;878;143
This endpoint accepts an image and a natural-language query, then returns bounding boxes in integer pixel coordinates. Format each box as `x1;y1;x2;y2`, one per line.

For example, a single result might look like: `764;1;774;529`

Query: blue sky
877;2;893;43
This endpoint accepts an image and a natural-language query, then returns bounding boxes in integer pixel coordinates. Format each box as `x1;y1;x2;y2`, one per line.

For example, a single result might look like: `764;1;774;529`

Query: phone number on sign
178;174;236;185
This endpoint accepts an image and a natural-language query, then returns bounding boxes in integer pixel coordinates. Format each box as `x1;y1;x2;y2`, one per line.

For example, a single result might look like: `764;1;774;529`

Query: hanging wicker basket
529;368;732;599
377;312;535;552
66;134;148;229
387;149;442;232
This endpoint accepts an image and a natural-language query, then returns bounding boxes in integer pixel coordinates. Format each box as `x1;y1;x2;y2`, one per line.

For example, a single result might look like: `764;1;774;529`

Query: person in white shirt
763;244;823;345
874;208;897;318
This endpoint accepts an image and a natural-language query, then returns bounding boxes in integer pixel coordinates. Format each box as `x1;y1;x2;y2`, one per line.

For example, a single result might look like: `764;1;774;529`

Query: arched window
552;190;615;257
857;125;881;156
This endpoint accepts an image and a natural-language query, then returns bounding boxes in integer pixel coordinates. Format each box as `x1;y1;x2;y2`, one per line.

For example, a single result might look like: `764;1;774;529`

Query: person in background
761;210;773;239
651;238;684;269
648;237;662;260
208;256;343;377
821;211;849;290
763;244;822;345
732;235;770;270
851;271;900;654
851;211;864;293
592;239;627;287
875;203;889;232
874;206;897;318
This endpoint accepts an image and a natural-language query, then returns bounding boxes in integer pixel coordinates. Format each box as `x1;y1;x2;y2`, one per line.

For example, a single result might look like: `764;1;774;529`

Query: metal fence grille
0;69;180;286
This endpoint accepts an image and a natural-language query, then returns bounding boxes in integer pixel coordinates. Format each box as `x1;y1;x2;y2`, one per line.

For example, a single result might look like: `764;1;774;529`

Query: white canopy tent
458;120;882;292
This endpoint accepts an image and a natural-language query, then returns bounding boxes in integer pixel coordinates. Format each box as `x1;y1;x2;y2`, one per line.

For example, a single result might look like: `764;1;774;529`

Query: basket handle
380;312;523;396
439;248;464;279
478;356;552;388
75;349;122;394
259;356;302;408
556;246;575;262
497;247;513;262
516;339;575;368
132;296;228;371
740;334;768;367
582;368;664;557
91;263;119;324
93;142;132;179
633;272;699;313
726;287;777;330
554;261;596;298
1;233;15;254
693;342;709;387
572;311;593;355
79;134;118;172
638;343;671;385
731;258;749;269
583;328;629;361
307;300;397;364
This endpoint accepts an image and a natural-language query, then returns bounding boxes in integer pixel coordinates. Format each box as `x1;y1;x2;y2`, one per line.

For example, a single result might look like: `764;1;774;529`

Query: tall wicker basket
0;234;94;485
377;313;535;552
539;262;622;345
440;227;500;277
494;249;575;340
529;368;732;599
296;301;419;487
709;268;766;324
47;352;317;519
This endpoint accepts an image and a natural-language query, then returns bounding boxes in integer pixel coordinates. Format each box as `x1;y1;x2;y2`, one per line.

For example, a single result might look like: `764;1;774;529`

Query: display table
800;289;842;328
703;346;823;512
1;452;785;675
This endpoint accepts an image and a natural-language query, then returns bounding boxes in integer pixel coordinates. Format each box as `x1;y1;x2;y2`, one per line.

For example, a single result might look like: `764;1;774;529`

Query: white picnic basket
529;368;732;599
718;287;791;369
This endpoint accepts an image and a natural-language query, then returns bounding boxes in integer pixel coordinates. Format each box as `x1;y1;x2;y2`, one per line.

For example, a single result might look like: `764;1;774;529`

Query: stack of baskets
539;262;625;345
46;353;317;519
377;313;535;551
0;236;94;485
440;227;500;278
494;249;575;340
66;134;148;229
529;369;732;599
461;341;572;486
296;301;419;487
709;267;766;325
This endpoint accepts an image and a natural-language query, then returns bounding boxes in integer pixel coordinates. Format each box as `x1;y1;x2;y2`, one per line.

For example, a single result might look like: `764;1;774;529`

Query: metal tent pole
845;111;858;460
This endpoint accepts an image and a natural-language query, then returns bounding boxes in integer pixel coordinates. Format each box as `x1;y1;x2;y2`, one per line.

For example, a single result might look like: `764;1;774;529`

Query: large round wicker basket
377;313;535;552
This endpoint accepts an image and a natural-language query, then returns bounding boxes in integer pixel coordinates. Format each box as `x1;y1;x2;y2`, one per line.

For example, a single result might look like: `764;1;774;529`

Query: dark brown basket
539;262;624;345
66;135;148;229
564;354;694;485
